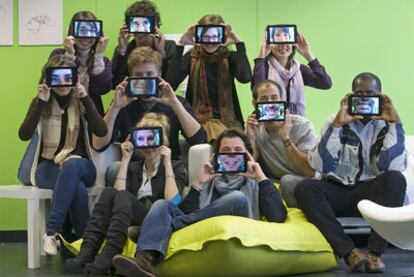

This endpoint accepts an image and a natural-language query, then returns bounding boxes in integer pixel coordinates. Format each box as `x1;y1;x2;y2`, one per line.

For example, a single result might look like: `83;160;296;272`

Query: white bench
0;144;120;269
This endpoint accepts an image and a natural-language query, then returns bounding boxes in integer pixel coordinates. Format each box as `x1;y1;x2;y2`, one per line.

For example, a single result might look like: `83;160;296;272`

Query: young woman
253;29;332;116
18;55;108;256
49;11;112;115
166;14;252;142
65;113;187;274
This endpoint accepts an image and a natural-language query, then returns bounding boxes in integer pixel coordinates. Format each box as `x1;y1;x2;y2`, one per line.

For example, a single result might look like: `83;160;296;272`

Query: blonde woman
65;113;187;274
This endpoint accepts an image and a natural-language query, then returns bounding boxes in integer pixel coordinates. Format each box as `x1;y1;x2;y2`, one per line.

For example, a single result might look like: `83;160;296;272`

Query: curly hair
125;0;161;27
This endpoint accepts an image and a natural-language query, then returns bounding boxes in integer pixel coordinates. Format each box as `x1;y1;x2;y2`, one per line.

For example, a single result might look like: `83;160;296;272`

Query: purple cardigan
252;58;332;115
49;48;113;115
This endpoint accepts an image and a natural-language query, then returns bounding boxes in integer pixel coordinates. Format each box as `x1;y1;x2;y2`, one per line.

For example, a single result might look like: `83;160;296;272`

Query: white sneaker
42;234;60;255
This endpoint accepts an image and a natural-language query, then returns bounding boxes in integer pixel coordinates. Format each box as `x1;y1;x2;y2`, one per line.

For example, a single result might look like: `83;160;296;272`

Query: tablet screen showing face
195;25;225;44
214;153;247;173
127;15;155;33
126;77;159;97
130;127;163;149
267;25;297;44
256;101;286;121
46;67;78;87
73;20;102;38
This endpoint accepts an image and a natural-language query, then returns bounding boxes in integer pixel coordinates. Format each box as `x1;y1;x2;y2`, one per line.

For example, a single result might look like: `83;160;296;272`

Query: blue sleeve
258;179;287;223
169;193;182;206
377;123;406;171
315;126;342;173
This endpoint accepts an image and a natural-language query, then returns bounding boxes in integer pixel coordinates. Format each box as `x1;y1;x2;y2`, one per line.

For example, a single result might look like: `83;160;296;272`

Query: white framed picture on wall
18;0;62;45
0;0;13;45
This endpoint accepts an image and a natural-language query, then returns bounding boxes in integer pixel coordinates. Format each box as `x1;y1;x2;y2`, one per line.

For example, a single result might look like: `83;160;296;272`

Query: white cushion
403;136;414;204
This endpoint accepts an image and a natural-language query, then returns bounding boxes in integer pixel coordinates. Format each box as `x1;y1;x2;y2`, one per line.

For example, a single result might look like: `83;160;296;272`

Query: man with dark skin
294;72;407;273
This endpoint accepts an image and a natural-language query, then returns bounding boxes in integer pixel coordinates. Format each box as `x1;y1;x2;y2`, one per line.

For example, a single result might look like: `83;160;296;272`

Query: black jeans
294;171;406;257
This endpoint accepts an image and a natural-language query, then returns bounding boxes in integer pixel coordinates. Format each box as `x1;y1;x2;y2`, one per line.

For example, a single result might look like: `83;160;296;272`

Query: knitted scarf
190;46;237;126
199;175;260;220
41;96;81;164
267;56;306;116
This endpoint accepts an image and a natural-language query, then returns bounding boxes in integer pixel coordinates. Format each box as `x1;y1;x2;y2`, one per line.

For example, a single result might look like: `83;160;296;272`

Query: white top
137;161;160;200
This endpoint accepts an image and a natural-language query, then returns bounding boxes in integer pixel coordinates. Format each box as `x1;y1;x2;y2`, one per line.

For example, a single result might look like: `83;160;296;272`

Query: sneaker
42;233;60;256
366;252;386;273
345;248;368;272
112;252;156;277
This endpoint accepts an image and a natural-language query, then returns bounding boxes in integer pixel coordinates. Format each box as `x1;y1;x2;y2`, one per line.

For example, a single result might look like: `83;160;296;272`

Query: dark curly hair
213;129;253;155
124;0;161;27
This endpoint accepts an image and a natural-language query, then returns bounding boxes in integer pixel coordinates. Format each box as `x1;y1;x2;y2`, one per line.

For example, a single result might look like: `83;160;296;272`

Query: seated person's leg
172;190;249;231
65;187;118;272
356;171;406;272
280;175;306;208
294;179;357;258
85;190;149;274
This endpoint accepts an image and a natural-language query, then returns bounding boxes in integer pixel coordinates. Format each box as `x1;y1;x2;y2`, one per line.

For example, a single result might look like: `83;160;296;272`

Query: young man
294;73;407;273
112;0;176;87
246;80;316;207
112;129;287;277
93;47;206;185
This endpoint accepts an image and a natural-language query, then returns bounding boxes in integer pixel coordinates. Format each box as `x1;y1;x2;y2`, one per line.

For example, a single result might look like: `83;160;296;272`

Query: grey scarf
199;175;260;219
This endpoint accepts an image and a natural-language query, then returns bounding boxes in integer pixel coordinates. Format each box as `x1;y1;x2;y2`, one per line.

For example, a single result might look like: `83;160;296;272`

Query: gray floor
0;242;413;276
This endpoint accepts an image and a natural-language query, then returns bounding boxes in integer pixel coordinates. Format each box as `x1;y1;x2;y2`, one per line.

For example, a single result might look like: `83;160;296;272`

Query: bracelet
116;177;126;181
165;174;175;179
283;138;292;148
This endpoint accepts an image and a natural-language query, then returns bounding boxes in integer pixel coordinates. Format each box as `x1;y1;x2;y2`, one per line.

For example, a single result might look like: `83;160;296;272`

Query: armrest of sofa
188;144;212;186
91;143;121;187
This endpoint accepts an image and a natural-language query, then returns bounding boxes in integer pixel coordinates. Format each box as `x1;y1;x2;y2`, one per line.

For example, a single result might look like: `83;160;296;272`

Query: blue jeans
35;158;96;236
137;190;249;261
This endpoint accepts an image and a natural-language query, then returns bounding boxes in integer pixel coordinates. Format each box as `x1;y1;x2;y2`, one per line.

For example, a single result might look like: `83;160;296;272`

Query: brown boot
366;252;386;273
345;248;368;272
127;226;141;243
112;251;156;277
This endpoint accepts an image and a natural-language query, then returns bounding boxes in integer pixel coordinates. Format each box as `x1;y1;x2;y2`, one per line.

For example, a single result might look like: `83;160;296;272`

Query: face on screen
215;153;246;173
267;25;297;44
46;67;77;87
131;127;162;149
128;16;154;33
128;78;158;97
74;20;101;38
197;26;224;44
350;96;381;116
256;102;286;121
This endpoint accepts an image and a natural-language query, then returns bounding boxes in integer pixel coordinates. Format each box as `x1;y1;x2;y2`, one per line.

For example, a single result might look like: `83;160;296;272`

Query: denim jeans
137;190;249;261
35;158;96;236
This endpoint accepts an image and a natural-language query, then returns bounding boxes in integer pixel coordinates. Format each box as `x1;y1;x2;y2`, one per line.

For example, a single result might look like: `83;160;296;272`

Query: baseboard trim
0;230;27;243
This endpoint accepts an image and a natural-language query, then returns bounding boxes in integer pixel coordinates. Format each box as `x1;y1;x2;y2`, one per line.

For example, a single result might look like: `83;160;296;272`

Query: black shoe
85;254;114;275
65;251;95;273
112;252;156;277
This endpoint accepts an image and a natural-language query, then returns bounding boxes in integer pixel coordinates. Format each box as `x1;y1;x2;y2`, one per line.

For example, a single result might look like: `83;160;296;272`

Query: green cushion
159;210;337;276
62;208;337;276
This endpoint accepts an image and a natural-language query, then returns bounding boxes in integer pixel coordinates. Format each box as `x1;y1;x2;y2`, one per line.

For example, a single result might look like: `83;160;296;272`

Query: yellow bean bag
61;208;337;276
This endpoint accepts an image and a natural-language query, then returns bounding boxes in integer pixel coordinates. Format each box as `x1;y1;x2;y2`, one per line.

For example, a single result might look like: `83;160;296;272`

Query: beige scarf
41;97;82;164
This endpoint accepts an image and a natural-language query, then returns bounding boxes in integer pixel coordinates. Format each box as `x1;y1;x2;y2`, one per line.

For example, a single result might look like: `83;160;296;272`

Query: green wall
0;0;413;230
